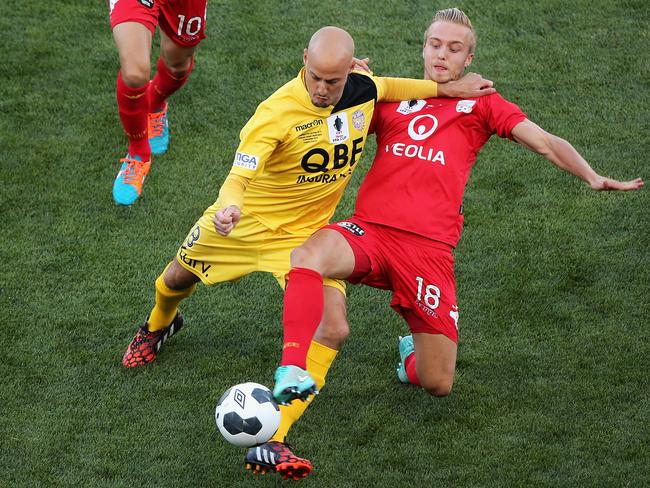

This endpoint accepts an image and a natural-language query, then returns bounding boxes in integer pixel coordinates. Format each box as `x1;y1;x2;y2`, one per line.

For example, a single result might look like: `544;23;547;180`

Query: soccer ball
215;382;281;447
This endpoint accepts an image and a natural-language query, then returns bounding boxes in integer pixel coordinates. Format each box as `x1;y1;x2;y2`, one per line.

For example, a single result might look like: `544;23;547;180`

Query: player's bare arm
511;119;644;191
437;72;495;98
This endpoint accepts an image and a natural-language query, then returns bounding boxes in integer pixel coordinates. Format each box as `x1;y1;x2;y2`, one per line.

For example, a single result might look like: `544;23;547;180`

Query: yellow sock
147;263;196;331
271;340;338;442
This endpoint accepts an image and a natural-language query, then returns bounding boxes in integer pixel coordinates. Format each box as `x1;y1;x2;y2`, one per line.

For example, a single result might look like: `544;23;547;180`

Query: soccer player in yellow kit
121;26;494;479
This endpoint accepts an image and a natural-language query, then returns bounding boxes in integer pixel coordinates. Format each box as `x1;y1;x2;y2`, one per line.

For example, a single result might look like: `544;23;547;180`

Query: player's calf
399;333;457;396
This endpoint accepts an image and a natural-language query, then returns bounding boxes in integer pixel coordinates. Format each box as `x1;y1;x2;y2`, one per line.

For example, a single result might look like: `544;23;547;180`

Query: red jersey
356;93;527;248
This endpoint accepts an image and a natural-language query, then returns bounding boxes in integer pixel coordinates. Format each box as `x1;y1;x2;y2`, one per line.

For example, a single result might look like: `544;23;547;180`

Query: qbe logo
407;114;438;141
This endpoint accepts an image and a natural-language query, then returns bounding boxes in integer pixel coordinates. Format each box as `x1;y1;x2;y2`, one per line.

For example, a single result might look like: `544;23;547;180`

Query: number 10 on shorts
177;15;202;36
415;276;440;310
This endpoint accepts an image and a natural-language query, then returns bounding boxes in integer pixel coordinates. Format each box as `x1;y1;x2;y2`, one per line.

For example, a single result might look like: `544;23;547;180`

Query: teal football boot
396;335;415;384
273;365;318;405
112;154;151;206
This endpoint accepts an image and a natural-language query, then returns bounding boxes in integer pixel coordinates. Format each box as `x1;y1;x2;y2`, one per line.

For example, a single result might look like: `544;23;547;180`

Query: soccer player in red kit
109;0;207;205
276;7;643;405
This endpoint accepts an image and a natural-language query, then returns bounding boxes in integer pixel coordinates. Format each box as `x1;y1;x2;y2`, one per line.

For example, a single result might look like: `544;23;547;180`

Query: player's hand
589;176;644;191
213;205;241;236
352;57;371;73
439;72;496;98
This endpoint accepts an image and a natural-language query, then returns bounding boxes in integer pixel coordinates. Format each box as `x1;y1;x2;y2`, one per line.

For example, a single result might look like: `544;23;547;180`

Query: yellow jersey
220;68;440;234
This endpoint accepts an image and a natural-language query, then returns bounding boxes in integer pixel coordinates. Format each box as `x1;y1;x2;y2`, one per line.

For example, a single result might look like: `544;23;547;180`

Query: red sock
149;56;194;112
116;71;150;161
281;268;324;369
405;353;421;386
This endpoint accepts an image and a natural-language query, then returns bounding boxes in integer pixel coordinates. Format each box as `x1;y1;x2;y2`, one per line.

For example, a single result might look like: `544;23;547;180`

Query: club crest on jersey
352;110;365;131
456;100;476;113
336;221;365;236
397;100;426;115
327;113;349;144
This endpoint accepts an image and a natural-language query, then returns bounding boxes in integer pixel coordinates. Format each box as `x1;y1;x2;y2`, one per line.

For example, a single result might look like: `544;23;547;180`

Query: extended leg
111;22;154;205
246;286;349;480
122;259;199;367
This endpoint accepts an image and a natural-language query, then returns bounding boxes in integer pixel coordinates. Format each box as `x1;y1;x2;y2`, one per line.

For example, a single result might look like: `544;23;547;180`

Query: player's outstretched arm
438;72;496;98
511;119;644;191
378;73;494;103
586;175;644;191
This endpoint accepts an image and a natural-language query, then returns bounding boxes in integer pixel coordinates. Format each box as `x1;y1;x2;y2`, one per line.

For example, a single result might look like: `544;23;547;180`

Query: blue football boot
112;154;151;206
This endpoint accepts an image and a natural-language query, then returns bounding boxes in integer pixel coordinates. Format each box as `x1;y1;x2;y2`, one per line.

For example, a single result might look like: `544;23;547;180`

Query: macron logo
233;152;259;170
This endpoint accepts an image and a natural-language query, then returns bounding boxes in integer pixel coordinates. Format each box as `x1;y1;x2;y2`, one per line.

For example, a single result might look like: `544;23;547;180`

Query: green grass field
1;0;649;486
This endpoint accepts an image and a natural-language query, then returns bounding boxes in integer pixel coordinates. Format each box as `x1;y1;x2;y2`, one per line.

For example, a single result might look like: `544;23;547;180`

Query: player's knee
166;61;191;79
160;47;194;77
314;317;349;349
290;245;319;270
422;380;453;397
121;65;150;88
164;260;200;290
419;374;454;397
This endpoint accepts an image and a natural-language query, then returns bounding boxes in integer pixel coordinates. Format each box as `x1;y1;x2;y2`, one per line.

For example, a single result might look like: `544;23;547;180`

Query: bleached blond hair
424;7;476;54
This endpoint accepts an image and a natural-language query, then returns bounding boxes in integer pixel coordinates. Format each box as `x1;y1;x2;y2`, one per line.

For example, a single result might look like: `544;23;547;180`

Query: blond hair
424;7;476;54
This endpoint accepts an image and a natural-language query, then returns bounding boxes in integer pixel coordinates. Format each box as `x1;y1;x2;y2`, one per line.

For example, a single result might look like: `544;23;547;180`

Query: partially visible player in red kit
108;0;207;205
275;7;643;401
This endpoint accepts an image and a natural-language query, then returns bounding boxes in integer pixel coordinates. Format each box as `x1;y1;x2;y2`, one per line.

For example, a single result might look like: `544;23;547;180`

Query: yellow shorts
175;202;346;294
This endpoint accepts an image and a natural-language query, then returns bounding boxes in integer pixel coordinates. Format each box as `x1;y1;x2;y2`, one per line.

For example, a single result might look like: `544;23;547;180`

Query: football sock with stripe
116;71;150;161
149;56;194;112
148;263;196;331
280;267;324;369
272;340;338;442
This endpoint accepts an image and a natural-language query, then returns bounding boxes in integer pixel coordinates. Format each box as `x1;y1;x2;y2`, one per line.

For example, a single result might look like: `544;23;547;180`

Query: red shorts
326;217;459;342
109;0;207;47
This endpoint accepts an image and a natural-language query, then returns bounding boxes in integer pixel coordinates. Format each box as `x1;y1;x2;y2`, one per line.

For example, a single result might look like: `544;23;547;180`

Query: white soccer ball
215;382;281;447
